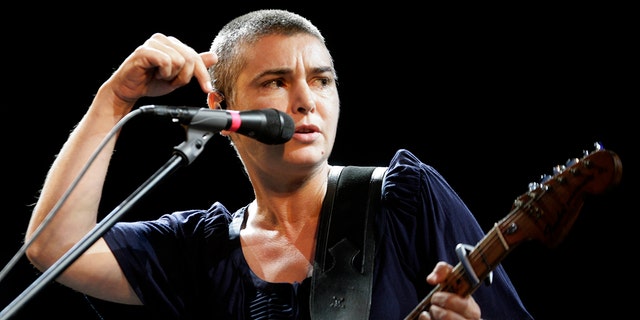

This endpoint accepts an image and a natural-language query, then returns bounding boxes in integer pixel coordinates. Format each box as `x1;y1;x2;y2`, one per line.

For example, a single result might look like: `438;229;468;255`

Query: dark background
2;3;636;319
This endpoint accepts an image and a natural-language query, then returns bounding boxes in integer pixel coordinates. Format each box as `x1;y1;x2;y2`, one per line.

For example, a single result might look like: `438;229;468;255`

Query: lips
295;124;319;133
293;124;320;142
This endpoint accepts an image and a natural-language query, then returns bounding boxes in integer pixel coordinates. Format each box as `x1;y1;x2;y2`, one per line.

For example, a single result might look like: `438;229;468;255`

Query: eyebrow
256;66;335;79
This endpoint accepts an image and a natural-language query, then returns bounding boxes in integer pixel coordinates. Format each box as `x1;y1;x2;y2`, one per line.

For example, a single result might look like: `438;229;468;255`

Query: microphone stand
0;127;216;320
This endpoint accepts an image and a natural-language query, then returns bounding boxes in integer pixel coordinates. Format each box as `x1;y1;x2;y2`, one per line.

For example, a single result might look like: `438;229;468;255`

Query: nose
295;103;315;114
291;83;316;114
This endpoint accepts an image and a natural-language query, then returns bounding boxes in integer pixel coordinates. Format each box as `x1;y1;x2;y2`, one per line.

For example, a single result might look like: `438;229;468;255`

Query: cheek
329;99;340;127
325;110;340;141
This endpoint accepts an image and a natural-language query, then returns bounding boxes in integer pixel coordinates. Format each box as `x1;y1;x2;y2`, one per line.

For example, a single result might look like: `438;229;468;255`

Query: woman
26;9;533;320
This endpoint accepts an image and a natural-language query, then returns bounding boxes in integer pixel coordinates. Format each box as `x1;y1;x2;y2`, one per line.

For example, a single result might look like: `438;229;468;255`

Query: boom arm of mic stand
0;127;216;319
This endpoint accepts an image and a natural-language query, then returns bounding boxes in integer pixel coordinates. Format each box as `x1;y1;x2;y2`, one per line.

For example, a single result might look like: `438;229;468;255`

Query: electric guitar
404;142;623;319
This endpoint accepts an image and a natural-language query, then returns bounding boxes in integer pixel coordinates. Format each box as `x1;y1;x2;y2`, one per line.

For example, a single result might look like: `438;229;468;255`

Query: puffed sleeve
103;201;233;318
379;149;533;319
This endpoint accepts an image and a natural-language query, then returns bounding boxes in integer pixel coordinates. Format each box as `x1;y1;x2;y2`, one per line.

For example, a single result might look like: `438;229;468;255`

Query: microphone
139;105;294;145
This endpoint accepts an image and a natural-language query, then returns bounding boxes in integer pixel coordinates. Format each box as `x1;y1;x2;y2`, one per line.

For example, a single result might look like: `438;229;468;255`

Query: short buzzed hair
209;9;332;107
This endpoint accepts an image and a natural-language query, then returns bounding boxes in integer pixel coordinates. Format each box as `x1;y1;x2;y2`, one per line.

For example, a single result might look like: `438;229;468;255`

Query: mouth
292;124;321;143
295;124;319;133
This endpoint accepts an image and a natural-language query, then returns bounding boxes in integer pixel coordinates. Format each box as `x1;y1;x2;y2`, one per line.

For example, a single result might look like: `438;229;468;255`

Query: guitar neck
404;220;526;320
403;146;623;320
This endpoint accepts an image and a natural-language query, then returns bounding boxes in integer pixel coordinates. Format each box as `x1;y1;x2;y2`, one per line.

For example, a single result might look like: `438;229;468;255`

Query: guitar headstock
503;142;623;248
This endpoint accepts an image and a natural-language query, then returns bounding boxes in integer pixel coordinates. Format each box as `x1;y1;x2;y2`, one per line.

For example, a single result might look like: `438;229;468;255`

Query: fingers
110;33;216;104
430;292;481;320
423;262;482;319
197;51;217;92
426;261;453;285
418;310;432;320
143;33;216;93
145;34;191;83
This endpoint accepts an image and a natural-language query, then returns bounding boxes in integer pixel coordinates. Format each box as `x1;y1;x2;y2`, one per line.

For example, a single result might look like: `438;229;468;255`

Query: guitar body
404;143;623;319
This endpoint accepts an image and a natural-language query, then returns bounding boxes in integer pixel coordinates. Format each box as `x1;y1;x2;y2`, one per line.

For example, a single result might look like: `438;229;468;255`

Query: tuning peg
593;141;603;151
580;142;603;158
565;158;579;168
539;174;553;184
552;165;566;175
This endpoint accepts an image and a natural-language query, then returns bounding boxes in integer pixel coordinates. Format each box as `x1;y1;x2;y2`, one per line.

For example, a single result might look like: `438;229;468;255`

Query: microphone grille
261;109;294;144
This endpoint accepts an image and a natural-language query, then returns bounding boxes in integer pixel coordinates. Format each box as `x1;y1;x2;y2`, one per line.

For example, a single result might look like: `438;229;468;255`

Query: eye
263;79;285;89
312;77;333;89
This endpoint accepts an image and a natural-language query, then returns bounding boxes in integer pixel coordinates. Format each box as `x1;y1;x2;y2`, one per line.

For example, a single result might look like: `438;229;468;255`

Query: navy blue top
103;149;533;319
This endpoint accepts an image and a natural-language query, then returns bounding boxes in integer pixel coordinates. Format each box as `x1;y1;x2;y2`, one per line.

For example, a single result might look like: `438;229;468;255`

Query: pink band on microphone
229;110;241;131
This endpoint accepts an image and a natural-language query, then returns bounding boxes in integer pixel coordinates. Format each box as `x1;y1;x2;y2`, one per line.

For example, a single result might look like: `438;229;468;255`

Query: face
228;34;340;176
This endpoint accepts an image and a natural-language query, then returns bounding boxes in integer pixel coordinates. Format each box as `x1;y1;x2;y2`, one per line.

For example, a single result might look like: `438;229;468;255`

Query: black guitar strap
310;165;387;320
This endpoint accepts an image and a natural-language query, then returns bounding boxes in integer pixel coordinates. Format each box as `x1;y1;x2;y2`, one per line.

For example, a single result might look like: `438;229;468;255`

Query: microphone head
237;108;294;145
142;105;294;145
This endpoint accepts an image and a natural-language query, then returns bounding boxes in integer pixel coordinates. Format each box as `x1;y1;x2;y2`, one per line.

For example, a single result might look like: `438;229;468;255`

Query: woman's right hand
103;33;217;110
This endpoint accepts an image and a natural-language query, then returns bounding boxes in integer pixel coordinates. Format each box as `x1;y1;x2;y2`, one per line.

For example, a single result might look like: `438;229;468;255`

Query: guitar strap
310;165;387;320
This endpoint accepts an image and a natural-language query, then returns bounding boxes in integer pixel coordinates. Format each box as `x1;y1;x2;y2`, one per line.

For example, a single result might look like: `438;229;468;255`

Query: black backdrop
2;3;636;319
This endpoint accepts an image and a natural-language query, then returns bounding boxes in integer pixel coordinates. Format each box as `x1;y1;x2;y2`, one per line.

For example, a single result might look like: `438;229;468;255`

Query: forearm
25;83;134;269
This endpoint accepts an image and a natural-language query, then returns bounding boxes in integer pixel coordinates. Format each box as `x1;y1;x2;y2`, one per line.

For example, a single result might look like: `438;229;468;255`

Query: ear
207;91;230;137
207;91;225;110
